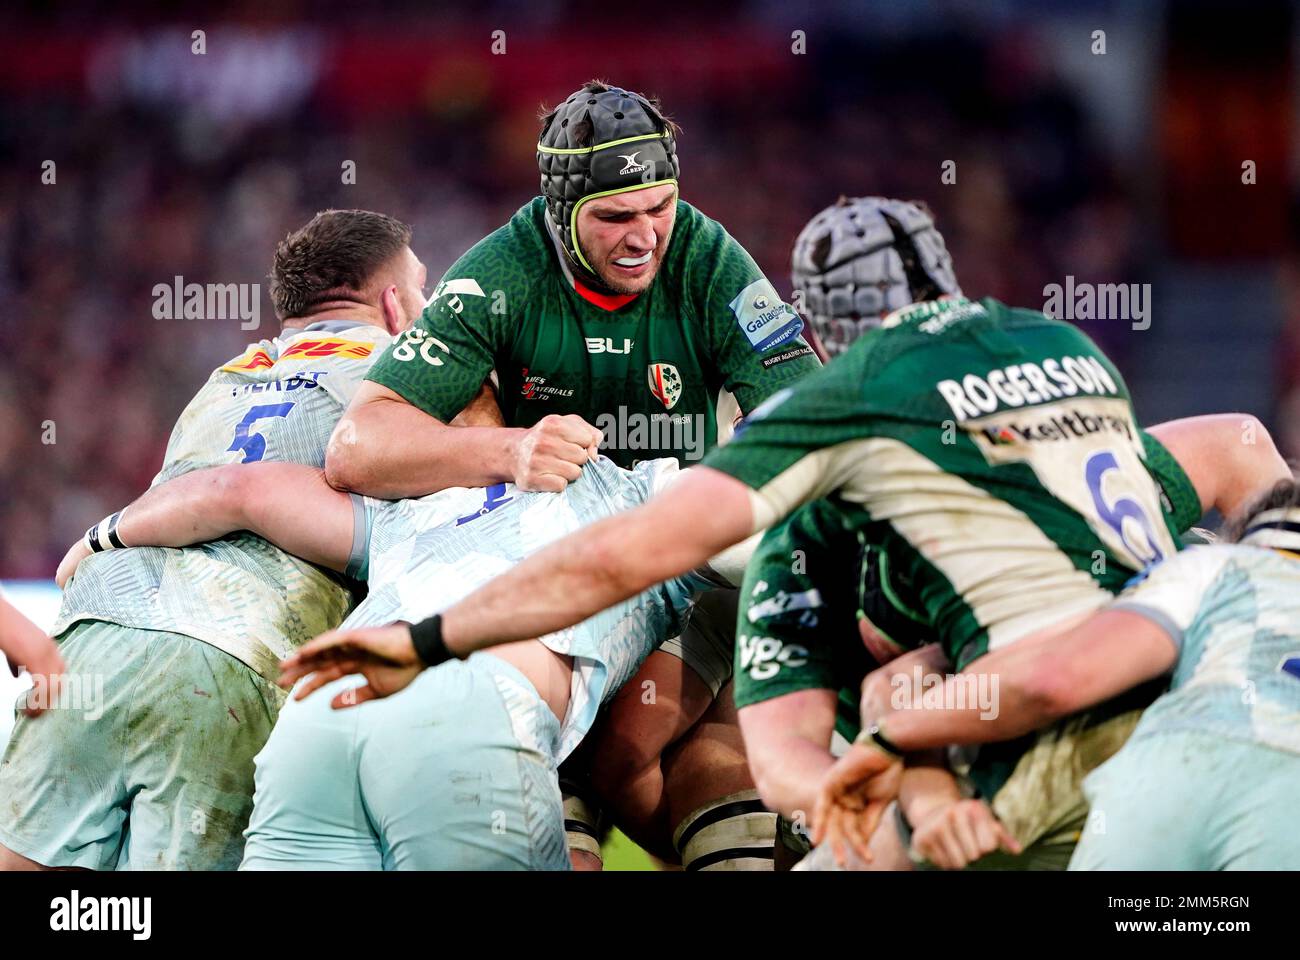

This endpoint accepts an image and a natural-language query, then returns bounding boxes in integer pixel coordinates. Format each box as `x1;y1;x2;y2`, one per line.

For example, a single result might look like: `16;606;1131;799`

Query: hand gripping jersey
54;321;388;680
345;456;715;761
366;197;820;466
706;296;1203;673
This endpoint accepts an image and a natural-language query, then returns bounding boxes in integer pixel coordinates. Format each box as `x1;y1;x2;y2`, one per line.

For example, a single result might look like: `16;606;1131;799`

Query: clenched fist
510;414;604;492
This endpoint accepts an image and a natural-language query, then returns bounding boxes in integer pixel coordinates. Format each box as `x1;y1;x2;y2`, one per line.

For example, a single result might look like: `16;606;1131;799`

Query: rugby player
0;593;64;718
54;452;747;869
731;198;1289;869
0;210;429;870
813;475;1300;870
324;80;822;868
285;202;1288;871
741;412;1283;871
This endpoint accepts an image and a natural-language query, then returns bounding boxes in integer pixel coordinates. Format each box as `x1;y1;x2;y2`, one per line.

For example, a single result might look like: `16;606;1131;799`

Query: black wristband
858;722;905;758
407;614;453;668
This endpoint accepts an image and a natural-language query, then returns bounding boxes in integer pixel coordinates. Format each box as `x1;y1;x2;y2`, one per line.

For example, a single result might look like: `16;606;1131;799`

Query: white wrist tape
83;511;127;553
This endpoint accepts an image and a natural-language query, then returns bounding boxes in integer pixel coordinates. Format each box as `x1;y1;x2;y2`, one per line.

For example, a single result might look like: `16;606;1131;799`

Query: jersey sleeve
1140;429;1204;535
1110;546;1231;652
702;356;874;531
345;493;377;582
732;501;867;711
365;282;500;422
691;216;821;414
366;222;526;424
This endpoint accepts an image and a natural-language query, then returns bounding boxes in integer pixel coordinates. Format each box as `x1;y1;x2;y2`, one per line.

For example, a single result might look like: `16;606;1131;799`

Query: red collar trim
573;279;638;311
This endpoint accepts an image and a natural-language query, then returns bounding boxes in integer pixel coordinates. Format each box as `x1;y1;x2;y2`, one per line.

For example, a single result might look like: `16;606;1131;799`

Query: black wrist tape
408;614;453;667
871;724;906;758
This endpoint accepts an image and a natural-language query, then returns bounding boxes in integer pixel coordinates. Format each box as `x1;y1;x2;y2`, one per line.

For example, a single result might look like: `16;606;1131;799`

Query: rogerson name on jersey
936;355;1119;422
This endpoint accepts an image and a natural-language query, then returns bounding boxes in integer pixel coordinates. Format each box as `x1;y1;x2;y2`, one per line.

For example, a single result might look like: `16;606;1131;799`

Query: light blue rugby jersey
345;456;715;760
55;320;390;681
1113;543;1300;755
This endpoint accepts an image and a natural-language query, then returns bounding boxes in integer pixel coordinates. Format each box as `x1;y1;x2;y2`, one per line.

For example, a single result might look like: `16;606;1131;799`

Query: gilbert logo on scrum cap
618;152;649;176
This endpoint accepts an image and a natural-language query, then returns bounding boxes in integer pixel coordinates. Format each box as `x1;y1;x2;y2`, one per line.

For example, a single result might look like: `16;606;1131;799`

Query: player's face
576;184;677;295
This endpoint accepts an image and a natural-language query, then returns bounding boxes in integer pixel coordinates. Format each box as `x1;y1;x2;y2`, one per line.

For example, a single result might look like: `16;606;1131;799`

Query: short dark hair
538;79;681;148
1225;474;1300;543
270;210;412;322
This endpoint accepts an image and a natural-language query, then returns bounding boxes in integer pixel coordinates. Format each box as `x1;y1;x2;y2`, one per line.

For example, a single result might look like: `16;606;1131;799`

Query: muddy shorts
0;620;281;870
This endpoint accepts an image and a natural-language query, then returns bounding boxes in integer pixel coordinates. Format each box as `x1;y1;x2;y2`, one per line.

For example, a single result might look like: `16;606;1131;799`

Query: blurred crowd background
0;0;1297;576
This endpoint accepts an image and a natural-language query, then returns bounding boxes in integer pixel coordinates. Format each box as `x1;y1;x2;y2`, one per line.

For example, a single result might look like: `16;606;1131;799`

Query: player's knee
671;789;776;871
1236;414;1287;475
663;718;755;832
561;789;604;871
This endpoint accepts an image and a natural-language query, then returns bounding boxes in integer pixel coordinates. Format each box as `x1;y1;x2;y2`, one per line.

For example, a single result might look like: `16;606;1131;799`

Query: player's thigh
122;634;281;871
588;649;716;792
589;587;737;786
0;622;136;871
240;675;379;871
0;842;62;870
662;681;754;827
359;654;568;871
1068;733;1209;871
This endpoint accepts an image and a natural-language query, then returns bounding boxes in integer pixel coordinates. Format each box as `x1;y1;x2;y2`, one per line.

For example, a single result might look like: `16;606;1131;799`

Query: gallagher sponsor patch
729;279;804;353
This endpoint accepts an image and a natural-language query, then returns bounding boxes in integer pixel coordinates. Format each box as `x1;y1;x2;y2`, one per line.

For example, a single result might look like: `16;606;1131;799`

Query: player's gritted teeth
611;249;655;277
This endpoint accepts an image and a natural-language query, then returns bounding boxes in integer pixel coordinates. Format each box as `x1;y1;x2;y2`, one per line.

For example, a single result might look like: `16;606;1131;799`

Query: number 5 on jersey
228;402;296;463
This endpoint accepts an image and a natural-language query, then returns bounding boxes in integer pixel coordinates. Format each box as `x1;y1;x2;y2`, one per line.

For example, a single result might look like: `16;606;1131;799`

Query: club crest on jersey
647;362;682;410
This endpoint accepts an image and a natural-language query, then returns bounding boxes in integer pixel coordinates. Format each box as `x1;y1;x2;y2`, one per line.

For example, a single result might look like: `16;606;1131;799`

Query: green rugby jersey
54;321;386;680
733;431;1199;744
706;296;1203;672
366;197;820;466
733;499;930;742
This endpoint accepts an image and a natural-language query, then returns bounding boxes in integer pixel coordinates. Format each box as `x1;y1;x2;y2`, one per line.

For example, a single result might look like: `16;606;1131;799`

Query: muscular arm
738;689;838;820
325;381;602;499
875;610;1177;750
325;381;519;497
112;463;356;573
1149;414;1290;520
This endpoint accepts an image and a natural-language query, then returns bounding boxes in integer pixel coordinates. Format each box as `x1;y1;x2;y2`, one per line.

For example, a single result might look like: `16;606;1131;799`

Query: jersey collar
572;279;638;311
302;319;372;334
881;295;972;330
